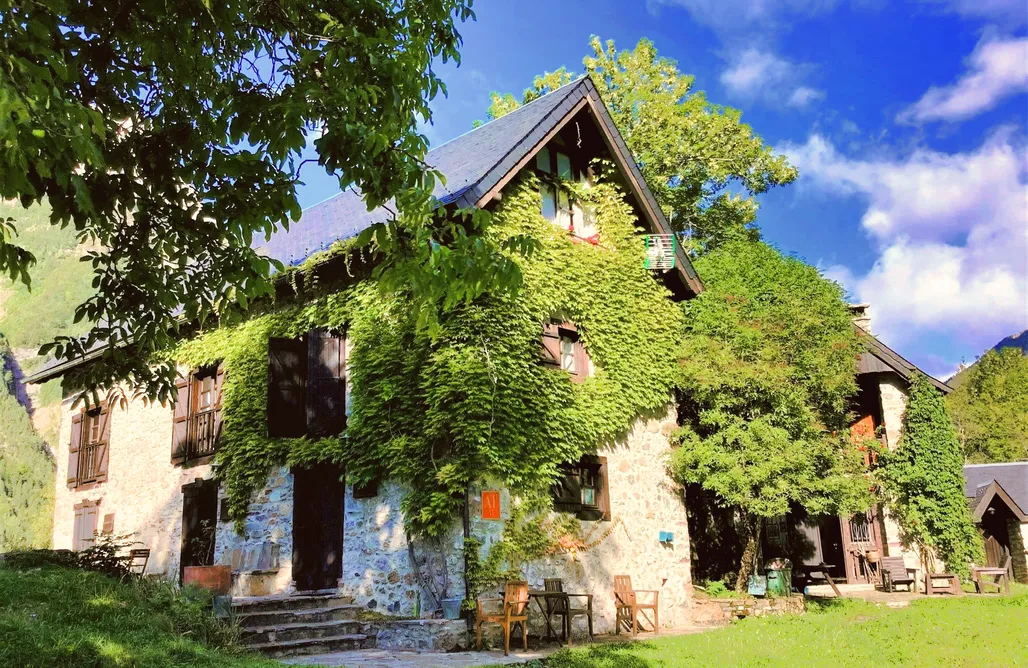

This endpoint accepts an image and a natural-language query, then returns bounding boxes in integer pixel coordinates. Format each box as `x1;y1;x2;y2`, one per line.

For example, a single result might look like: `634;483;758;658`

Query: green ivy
881;373;984;577
172;172;684;537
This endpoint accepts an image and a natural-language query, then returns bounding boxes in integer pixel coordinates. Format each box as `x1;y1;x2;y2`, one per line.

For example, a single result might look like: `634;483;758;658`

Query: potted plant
182;521;232;595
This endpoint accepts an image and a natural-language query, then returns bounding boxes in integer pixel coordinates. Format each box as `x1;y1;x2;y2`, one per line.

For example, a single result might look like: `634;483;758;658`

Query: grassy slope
0;200;92;550
545;592;1028;668
0;565;279;668
0;199;94;351
0;366;54;548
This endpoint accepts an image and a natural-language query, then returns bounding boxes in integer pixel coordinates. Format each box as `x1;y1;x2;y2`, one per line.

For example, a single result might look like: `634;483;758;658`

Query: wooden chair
476;580;529;655
880;556;917;593
972;555;1012;595
543;578;594;646
613;575;659;635
127;548;150;575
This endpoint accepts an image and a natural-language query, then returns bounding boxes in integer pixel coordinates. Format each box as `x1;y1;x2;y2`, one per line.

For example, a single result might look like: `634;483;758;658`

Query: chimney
849;303;872;334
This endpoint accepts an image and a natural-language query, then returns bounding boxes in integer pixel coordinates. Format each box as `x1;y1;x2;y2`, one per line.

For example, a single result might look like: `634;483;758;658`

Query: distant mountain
993;330;1028;355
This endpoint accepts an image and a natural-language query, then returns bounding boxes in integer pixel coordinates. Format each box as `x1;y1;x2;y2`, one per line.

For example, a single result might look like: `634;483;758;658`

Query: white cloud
782;130;1028;353
720;49;824;109
648;0;843;36
898;36;1028;124
917;0;1028;24
788;86;826;108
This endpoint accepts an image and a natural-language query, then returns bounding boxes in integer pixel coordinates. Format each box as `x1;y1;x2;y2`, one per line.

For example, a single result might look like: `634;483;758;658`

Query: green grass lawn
0;564;279;668
544;590;1028;668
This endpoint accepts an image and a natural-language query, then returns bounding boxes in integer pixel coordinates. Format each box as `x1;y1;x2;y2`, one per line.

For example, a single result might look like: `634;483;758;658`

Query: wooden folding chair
543;578;594;646
476;580;529;655
613;575;659;635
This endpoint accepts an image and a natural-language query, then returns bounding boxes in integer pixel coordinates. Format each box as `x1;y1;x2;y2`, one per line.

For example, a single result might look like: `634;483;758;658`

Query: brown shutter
541;323;561;367
596;456;611;521
171;375;190;465
102;512;115;534
552;464;581;513
306;329;345;436
94;404;111;483
572;339;589;382
67;412;83;488
268;337;308;437
72;505;85;549
212;365;226;447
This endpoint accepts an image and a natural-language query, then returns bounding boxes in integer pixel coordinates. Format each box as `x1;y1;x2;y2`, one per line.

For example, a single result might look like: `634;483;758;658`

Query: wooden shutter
552;464;581;513
306;329;345;436
572;339;589;382
541;323;561;367
267;337;308;437
171;375;190;465
72;506;85;549
102;512;115;534
67;412;84;488
94;403;111;483
212;365;226;447
596;456;611;521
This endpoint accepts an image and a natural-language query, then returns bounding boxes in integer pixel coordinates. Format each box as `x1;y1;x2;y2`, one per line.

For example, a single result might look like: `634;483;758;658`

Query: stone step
241;619;364;645
235;603;362;628
246;633;374;659
231;593;355;615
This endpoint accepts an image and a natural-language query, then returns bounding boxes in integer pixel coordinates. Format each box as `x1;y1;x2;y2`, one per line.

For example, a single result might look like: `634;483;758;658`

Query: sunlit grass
543;588;1028;668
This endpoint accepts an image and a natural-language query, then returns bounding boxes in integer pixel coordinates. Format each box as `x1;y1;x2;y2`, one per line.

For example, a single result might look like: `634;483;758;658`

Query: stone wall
52;385;215;580
692;595;805;625
51;388;692;631
472;405;693;635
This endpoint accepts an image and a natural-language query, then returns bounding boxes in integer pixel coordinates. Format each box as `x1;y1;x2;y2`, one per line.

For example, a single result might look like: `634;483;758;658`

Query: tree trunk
735;512;763;593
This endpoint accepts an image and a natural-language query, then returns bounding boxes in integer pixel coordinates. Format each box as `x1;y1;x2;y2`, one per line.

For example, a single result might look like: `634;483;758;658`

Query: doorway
180;478;219;582
292;462;345;592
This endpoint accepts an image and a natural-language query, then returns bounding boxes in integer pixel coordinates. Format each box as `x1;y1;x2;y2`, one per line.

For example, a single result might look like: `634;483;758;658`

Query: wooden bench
880;556;917;593
972;555;1012;595
924;572;961;596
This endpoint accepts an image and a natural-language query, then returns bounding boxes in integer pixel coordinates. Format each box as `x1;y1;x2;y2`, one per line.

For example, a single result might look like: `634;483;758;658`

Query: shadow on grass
546;641;660;668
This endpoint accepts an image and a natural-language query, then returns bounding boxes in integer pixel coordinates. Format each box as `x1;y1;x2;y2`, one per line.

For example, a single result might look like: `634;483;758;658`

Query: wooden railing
189;410;218;459
76;441;103;484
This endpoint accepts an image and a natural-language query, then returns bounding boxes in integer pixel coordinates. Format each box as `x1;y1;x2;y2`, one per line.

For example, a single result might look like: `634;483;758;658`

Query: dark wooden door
292;462;344;591
180;478;218;581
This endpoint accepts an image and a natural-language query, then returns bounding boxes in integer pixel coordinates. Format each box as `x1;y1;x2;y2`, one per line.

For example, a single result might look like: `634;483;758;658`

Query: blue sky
298;0;1028;380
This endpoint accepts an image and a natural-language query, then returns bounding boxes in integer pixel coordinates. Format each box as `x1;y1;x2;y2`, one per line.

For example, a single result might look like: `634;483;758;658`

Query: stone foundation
691;595;805;625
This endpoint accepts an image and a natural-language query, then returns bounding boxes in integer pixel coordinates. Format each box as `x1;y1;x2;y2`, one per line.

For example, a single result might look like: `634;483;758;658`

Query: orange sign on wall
481;490;501;520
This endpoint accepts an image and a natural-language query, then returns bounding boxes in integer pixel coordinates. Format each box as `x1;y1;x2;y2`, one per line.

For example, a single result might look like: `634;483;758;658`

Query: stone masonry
51;386;694;633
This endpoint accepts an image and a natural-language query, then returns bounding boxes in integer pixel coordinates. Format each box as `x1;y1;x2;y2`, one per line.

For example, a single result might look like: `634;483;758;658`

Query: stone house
760;305;956;587
28;77;704;645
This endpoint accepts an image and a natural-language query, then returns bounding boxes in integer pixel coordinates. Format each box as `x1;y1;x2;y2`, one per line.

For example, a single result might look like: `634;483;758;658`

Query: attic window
536;146;596;240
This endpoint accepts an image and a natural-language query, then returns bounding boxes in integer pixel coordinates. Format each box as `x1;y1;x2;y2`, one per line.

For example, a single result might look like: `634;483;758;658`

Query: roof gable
965;462;1028;518
259;76;702;295
856;327;953;394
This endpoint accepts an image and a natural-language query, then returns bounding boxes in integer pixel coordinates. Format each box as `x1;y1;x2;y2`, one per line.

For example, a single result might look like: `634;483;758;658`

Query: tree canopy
947;347;1028;463
668;240;870;590
483;37;798;252
882;373;984;577
0;0;480;403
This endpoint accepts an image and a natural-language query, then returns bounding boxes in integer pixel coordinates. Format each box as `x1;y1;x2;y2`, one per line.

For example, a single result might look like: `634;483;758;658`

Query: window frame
551;454;610;521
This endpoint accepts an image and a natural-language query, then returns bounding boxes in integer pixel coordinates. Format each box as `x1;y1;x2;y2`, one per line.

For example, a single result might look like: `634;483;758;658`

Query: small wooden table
925;573;962;596
972;567;1011;595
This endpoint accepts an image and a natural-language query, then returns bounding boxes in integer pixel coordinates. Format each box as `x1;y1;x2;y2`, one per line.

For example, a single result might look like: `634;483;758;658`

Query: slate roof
260;78;590;266
965;462;1028;520
855;327;953;394
258;76;702;295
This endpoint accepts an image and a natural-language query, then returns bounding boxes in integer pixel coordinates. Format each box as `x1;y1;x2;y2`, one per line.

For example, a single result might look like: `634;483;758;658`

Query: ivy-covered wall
172;170;686;541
